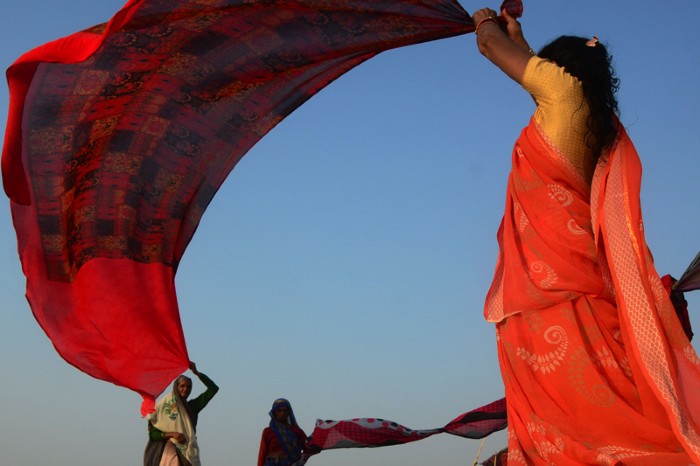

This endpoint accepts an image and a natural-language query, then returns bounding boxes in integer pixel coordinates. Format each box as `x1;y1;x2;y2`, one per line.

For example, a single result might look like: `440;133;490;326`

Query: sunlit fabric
489;119;700;463
2;0;523;415
308;398;507;450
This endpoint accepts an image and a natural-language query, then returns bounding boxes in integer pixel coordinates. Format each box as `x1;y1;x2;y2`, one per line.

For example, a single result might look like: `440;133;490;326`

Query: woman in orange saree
473;6;700;465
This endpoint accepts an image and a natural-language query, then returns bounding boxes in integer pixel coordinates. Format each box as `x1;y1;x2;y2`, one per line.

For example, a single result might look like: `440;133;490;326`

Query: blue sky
1;1;699;465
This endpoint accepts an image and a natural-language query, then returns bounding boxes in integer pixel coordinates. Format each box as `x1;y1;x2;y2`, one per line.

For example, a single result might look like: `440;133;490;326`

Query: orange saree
485;119;700;465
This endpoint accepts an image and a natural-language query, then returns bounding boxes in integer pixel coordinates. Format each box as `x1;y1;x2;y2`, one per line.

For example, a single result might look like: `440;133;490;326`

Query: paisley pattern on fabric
492;119;700;464
516;326;567;374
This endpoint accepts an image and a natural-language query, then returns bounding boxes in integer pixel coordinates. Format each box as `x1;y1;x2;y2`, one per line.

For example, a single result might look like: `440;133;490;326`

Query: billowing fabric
2;0;487;415
145;380;199;466
442;397;508;438
491;119;700;464
308;398;507;450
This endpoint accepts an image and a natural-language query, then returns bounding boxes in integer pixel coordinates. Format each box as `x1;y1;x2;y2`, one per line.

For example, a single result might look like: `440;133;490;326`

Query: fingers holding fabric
473;8;500;36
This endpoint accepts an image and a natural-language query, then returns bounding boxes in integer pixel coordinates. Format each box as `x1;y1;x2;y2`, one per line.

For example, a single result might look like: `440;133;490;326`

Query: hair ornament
586;36;599;47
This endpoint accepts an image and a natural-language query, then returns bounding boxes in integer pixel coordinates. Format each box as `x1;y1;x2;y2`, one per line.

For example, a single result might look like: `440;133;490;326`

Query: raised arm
188;361;219;413
473;7;533;84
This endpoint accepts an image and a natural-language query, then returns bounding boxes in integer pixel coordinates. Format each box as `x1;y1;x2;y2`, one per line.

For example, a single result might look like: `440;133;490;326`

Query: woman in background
258;398;309;466
144;362;218;466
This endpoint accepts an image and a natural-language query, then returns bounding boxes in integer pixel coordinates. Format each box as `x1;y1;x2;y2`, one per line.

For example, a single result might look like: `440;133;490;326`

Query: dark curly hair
538;36;620;160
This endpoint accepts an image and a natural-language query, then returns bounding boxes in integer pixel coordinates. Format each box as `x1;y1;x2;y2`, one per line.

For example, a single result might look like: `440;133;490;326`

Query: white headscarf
147;379;200;466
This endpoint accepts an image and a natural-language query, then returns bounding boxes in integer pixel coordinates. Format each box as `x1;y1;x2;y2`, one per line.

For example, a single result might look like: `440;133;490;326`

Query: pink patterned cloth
308;398;506;450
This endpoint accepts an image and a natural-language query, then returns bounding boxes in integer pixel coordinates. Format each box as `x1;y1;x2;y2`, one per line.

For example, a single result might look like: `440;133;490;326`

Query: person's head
269;398;296;426
538;36;620;159
175;375;193;399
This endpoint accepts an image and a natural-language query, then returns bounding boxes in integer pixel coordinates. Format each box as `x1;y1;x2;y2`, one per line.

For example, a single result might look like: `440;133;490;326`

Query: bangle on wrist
475;17;498;35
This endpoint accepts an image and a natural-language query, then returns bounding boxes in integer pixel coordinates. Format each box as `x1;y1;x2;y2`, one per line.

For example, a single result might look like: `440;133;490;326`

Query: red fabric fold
2;0;491;413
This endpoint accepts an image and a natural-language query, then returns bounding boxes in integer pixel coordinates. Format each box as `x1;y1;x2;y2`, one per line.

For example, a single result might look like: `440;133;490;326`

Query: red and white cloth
309;398;507;450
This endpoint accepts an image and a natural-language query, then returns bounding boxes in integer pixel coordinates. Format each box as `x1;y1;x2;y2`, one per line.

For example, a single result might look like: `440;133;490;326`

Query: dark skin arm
189;361;200;376
187;361;219;413
473;7;533;84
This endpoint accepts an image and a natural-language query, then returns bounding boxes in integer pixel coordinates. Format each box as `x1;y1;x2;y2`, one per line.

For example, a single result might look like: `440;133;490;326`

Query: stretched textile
308;398;507;450
491;118;700;464
3;0;524;415
3;0;474;415
442;397;507;438
2;0;521;414
2;0;520;414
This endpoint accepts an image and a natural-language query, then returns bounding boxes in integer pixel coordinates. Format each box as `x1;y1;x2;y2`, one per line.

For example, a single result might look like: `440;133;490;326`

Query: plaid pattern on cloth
2;0;521;414
308;398;507;450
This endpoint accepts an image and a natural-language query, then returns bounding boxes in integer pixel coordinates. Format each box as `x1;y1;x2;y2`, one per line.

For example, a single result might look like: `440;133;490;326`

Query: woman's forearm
473;7;532;84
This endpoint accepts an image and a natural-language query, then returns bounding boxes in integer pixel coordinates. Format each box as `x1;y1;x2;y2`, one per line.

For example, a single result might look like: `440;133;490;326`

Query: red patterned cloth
308;398;507;450
2;0;521;414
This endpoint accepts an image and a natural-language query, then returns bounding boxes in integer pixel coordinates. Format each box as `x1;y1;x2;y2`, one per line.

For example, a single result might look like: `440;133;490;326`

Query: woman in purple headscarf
257;398;309;466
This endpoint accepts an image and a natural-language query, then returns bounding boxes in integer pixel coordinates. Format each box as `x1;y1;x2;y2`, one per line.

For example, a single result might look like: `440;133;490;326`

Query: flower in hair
586;36;599;47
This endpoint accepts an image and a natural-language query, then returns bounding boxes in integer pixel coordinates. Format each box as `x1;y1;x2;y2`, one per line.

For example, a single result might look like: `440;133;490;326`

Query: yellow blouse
521;56;596;180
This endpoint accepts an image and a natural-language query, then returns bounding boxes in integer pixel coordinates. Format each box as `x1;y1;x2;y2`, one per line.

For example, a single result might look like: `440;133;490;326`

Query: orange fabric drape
487;119;700;465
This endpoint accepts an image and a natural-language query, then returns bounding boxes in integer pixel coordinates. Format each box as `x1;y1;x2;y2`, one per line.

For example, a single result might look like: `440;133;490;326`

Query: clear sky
1;1;698;465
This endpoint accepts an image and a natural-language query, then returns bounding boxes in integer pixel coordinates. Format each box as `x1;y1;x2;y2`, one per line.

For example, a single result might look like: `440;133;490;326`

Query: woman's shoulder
525;57;579;82
522;57;582;100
